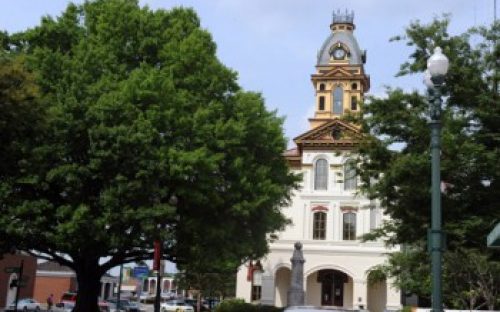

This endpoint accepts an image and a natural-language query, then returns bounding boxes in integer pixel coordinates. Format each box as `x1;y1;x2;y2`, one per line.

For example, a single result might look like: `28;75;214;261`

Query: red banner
153;240;161;271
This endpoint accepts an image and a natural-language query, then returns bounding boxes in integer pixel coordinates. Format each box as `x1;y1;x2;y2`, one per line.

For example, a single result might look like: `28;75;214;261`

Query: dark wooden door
333;279;343;306
321;280;333;305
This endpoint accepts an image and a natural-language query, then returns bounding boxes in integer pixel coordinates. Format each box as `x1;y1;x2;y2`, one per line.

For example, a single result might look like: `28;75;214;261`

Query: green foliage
215;299;283;312
215;299;252;312
0;55;45;253
175;271;236;299
444;249;500;310
357;17;500;309
0;1;298;311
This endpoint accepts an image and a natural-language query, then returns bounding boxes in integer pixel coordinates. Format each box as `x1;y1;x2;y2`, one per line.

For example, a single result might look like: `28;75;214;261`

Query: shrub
214;299;284;312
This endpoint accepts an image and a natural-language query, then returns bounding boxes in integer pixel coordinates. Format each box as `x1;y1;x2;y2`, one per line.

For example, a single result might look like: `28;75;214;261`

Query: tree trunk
74;258;103;312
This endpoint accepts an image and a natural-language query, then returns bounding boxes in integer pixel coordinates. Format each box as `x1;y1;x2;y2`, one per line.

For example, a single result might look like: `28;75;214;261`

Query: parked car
55;299;109;312
99;300;112;312
184;298;210;312
139;293;155;303
59;292;77;306
58;302;75;312
160;300;195;312
161;292;177;300
106;298;140;312
6;298;41;311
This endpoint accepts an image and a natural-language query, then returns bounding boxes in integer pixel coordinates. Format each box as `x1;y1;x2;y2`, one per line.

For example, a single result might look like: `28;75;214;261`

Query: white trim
37;270;75;277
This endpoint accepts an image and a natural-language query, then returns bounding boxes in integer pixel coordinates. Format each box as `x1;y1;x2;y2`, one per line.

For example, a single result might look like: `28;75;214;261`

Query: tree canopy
359;17;500;309
0;1;297;311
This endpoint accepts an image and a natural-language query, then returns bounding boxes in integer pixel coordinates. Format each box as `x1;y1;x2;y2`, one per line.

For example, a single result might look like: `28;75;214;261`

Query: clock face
333;48;346;60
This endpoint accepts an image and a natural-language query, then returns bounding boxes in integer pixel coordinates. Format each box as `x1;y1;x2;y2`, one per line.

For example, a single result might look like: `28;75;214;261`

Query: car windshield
61;294;76;300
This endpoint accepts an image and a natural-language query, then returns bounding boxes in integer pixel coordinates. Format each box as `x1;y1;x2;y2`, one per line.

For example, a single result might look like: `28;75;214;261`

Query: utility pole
117;264;124;311
153;240;162;312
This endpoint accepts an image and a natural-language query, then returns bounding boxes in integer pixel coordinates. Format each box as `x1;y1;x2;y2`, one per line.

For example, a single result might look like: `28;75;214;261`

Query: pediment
314;67;355;79
325;68;353;78
294;119;362;147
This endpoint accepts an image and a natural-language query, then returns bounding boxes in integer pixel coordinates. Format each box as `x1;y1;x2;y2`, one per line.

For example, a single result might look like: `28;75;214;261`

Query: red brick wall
0;254;37;308
33;276;77;304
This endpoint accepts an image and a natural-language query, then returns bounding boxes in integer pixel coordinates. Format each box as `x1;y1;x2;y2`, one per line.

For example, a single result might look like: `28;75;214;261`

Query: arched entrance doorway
274;267;291;307
104;283;111;299
6;273;18;306
306;269;353;308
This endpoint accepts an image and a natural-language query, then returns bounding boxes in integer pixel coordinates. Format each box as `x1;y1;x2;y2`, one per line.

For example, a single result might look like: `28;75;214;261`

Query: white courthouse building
236;11;401;312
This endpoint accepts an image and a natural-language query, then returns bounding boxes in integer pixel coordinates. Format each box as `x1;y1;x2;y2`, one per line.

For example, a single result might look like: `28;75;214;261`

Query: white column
100;282;104;299
352;279;367;310
385;278;402;311
260;275;275;305
235;265;252;302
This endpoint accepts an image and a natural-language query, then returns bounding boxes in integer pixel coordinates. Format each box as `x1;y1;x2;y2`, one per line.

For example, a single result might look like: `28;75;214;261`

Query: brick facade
0;253;37;308
34;275;77;304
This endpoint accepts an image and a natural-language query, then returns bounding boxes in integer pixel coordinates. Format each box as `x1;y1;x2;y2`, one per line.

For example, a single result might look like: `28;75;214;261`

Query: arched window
149;279;156;294
344;159;357;190
313;211;327;240
319;83;325;91
333;86;343;115
163;280;171;292
343;212;356;240
351;83;358;90
314;158;328;190
319;96;325;110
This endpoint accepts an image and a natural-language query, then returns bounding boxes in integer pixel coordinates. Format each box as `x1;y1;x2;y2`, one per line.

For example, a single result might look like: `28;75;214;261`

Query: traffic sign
4;267;20;274
133;266;149;278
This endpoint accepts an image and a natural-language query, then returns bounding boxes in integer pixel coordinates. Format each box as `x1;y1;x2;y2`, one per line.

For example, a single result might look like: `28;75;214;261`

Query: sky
1;0;497;145
1;0;497;273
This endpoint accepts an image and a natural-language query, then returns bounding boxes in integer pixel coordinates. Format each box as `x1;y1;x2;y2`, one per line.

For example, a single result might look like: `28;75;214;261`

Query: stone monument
287;242;305;306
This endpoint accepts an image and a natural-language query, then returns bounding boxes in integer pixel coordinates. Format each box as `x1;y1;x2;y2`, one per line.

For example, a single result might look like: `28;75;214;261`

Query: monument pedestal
287;242;305;307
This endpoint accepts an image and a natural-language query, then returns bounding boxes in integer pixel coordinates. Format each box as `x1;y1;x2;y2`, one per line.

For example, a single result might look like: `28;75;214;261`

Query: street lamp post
424;46;449;312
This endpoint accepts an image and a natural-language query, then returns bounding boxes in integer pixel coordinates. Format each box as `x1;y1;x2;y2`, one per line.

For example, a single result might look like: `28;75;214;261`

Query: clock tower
309;10;370;129
236;10;402;312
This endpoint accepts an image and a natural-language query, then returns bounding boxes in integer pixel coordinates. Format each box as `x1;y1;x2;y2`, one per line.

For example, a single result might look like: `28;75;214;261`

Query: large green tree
358;18;500;308
0;54;45;253
0;1;297;311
